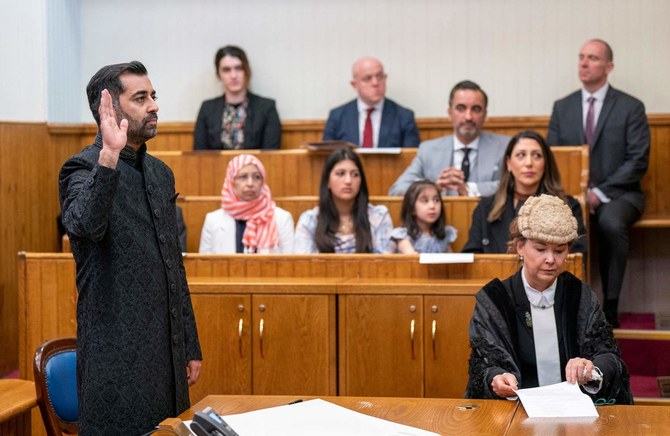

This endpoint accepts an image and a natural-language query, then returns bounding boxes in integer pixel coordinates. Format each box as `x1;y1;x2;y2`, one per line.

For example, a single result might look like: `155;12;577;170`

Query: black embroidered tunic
59;134;202;435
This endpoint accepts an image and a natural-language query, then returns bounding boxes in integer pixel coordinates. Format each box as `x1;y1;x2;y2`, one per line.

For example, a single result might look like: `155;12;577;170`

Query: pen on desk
288;399;303;405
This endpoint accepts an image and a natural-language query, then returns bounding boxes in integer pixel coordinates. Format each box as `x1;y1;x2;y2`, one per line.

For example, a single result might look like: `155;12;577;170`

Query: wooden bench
178;195;481;253
154;145;589;198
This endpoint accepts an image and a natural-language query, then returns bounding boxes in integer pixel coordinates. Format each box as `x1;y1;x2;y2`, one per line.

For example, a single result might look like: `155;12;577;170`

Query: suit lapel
474;133;499;181
567;92;585;145
378;100;395;148
591;87;617;152
345;100;360;144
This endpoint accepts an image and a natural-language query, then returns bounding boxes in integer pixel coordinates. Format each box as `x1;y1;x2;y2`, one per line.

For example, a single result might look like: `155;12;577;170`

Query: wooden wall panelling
0;123;81;376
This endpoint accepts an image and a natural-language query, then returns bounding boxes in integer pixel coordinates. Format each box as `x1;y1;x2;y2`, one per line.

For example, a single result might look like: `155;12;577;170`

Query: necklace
338;216;354;234
528;299;554;310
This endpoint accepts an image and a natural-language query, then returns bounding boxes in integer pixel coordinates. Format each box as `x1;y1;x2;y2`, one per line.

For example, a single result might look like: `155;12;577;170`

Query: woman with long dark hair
462;130;586;253
294;147;392;253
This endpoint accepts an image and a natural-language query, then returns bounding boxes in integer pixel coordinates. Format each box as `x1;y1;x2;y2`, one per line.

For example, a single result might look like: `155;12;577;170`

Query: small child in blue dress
390;180;458;253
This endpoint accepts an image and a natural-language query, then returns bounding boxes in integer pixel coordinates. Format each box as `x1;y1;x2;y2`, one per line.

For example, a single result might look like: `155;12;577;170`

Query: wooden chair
33;338;78;435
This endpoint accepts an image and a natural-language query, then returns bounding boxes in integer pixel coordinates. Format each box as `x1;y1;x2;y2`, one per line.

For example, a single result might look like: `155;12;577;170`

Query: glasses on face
359;72;387;84
234;173;263;183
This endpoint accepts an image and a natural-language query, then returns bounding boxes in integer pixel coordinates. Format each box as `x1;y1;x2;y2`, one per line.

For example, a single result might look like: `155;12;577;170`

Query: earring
519;255;524;262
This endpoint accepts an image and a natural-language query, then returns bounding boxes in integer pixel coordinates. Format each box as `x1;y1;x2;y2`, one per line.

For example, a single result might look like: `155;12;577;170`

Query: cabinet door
190;294;252;402
252;294;336;395
339;295;424;397
424;295;476;398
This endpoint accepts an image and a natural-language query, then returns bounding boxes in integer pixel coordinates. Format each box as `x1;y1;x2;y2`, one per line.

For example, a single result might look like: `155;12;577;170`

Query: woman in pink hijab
199;154;294;253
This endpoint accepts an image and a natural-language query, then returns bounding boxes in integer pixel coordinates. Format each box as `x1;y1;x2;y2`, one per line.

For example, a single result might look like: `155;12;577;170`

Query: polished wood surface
177;394;519;435
508;403;670;435
0;379;35;436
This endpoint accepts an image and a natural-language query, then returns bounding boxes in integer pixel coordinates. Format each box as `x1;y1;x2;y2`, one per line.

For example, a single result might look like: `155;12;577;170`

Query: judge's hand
491;372;518;398
97;89;127;168
187;359;202;386
436;167;465;193
565;357;595;385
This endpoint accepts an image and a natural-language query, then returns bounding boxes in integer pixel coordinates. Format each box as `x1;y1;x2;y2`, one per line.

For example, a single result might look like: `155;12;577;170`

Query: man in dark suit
547;39;650;327
323;56;420;148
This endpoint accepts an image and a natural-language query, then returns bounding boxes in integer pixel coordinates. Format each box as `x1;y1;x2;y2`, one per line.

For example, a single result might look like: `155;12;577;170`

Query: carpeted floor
618;312;669;398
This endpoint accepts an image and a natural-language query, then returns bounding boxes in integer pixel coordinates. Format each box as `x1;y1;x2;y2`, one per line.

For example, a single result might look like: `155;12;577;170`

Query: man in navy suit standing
323;56;420;148
547;39;650;327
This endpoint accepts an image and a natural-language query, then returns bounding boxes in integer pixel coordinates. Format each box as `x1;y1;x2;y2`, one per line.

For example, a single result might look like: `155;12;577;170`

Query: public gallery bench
154;145;589;198
177;196;481;253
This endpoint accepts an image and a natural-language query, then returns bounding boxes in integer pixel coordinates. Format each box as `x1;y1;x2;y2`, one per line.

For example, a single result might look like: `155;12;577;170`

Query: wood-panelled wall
0;123;82;375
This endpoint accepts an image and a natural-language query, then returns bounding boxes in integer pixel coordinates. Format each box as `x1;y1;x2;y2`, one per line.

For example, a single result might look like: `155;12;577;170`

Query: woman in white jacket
199;154;294;254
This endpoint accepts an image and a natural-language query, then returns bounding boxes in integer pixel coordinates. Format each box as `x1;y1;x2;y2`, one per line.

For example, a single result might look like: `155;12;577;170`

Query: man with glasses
323;56;420;148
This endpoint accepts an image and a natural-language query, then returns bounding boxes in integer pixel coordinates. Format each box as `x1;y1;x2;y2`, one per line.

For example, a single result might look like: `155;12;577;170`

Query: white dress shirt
357;98;384;148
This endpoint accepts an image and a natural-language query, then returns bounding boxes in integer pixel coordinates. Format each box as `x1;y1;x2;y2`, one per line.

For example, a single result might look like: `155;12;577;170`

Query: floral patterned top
294;204;393;254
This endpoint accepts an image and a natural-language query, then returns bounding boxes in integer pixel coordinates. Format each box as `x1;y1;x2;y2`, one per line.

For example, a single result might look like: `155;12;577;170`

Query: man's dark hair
86;61;148;126
448;80;488;109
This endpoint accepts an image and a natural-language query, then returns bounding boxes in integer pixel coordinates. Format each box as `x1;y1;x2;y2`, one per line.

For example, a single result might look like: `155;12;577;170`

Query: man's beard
116;107;158;145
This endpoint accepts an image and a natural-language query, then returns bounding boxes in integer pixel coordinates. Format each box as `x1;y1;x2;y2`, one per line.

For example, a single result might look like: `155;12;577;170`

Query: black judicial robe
59;134;202;435
465;270;632;404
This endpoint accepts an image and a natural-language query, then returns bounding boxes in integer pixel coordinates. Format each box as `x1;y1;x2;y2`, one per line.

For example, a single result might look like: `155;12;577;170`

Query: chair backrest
33;337;78;435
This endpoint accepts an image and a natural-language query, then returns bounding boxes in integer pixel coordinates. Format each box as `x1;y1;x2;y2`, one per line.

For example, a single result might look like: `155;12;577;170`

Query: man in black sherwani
59;61;202;435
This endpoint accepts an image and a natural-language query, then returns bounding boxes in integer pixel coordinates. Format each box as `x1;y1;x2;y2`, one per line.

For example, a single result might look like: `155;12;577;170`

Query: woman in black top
462;130;587;254
194;45;281;150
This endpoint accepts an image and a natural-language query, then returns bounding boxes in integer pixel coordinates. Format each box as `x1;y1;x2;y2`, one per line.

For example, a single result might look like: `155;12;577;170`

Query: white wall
3;0;669;122
0;0;47;122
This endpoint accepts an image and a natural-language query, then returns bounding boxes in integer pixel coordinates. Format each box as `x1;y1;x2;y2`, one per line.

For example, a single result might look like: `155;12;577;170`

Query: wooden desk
507;403;670;435
176;395;519;435
0;379;36;436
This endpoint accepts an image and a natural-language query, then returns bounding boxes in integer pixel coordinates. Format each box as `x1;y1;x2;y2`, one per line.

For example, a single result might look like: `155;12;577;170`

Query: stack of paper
516;381;599;418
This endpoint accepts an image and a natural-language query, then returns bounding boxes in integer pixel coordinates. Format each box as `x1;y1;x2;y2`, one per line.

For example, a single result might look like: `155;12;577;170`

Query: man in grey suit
389;80;509;196
547;39;650;327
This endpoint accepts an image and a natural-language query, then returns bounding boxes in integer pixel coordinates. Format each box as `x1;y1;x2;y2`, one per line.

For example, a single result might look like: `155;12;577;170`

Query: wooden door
424;295;476;398
251;294;336;395
189;294;252;402
339;295;424;397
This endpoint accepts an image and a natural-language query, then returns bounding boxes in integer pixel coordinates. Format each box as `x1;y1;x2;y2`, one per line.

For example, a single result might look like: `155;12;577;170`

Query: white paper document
355;147;402;154
516;381;599;418
419;253;474;264
187;398;439;436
